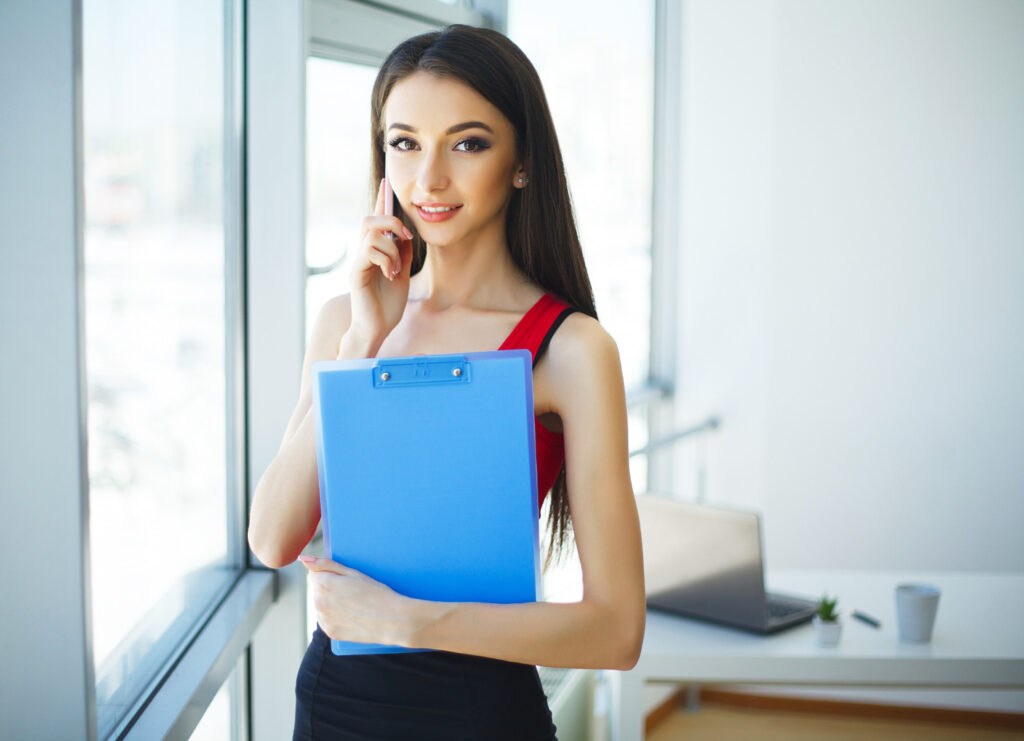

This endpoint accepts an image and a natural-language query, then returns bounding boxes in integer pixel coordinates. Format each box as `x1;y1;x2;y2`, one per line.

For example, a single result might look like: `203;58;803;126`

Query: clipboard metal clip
373;355;472;388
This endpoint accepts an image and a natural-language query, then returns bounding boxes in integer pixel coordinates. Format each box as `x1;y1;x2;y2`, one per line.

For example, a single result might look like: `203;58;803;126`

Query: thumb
297;555;352;575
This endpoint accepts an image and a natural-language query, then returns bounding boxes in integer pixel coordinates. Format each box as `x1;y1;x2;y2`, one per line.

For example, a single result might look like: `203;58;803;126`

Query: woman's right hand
346;178;415;348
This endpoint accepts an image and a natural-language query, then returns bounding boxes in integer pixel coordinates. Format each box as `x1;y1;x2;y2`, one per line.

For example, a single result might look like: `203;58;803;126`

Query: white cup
895;584;941;643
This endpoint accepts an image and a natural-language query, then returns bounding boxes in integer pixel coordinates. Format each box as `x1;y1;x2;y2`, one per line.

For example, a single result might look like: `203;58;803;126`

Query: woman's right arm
248;179;413;568
248;296;383;568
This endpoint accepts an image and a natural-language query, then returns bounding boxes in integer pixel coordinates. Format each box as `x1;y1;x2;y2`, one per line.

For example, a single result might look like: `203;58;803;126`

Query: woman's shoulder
307;293;353;357
542;311;621;376
316;293;352;325
534;310;624;423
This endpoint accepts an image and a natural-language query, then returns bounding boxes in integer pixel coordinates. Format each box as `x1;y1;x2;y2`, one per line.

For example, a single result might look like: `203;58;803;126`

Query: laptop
636;494;817;634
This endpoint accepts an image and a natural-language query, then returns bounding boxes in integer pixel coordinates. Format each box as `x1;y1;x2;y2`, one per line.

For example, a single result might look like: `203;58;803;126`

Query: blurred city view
82;2;233;734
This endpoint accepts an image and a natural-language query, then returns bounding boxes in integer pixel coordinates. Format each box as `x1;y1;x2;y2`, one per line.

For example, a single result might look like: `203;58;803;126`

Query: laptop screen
637;495;768;629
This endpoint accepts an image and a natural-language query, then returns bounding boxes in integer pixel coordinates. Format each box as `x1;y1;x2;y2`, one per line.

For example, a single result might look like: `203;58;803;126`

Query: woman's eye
455;137;491;153
387;137;417;152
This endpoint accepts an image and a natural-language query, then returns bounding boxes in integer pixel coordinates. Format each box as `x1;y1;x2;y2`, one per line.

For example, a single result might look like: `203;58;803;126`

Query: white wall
673;0;1024;572
670;0;1024;713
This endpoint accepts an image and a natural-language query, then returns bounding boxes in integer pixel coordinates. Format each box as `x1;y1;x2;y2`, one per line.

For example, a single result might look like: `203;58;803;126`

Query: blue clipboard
310;349;541;656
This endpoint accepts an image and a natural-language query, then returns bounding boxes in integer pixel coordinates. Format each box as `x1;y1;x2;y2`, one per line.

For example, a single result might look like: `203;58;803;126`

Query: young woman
248;24;645;740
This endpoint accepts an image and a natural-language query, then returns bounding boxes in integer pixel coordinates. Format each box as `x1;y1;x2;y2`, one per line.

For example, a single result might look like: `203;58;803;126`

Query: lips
414;203;462;223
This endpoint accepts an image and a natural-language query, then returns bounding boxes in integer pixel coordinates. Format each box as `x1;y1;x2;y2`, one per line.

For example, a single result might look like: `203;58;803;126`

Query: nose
415;147;450;194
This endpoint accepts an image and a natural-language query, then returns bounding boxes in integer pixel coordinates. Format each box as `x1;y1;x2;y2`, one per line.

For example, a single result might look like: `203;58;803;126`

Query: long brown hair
370;25;597;567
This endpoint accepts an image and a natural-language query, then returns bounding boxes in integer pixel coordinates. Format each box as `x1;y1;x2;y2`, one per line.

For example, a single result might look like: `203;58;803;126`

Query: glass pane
83;1;238;733
509;2;654;391
306;57;380;340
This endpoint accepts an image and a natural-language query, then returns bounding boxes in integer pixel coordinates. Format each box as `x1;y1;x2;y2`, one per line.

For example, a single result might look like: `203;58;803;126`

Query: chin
416;225;465;249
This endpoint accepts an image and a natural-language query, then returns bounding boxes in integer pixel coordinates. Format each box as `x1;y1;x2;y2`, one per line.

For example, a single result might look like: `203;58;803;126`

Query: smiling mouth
414;203;463;222
416;204;461;213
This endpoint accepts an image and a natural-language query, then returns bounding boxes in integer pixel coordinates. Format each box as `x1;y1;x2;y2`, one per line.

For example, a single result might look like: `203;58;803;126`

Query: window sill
116;569;276;740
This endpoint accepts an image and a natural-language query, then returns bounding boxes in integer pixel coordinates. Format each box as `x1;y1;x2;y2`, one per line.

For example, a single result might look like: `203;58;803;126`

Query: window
82;0;244;734
508;0;656;489
305;58;379;336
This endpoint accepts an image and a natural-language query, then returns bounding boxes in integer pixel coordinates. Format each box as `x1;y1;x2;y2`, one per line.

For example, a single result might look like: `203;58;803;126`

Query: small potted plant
813;595;842;646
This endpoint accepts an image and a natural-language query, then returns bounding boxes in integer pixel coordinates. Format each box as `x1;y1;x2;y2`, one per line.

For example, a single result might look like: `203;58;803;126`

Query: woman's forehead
384;71;510;134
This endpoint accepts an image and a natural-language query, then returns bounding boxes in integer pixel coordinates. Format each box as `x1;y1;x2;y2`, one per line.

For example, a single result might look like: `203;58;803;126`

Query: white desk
608;570;1024;741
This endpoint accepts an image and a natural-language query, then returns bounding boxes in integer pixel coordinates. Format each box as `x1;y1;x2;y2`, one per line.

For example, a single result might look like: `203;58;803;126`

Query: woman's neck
412;226;530;312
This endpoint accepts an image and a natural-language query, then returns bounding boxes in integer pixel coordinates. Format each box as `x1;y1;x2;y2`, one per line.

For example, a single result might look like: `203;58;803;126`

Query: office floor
647;701;1024;741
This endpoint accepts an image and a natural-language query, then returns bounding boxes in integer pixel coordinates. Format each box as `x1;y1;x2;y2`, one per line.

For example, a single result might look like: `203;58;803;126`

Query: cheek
464;161;514;204
386;160;416;202
387;153;515;205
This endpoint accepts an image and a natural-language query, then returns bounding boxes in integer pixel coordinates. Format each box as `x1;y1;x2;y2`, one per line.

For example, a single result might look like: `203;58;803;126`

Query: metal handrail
625;377;673;409
628;416;720;459
306;250;347;277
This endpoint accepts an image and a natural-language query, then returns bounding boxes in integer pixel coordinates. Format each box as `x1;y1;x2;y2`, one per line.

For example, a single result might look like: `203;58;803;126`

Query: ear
512;164;528;190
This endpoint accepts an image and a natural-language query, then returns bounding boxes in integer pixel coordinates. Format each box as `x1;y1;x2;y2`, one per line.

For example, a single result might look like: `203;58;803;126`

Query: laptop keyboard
766;596;813;619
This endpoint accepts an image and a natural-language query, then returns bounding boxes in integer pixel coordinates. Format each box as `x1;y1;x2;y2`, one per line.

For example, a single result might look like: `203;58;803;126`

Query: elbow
614;630;644;672
252;551;294;570
612;606;646;672
251;546;295;570
587;596;646;671
247;479;307;569
248;525;296;569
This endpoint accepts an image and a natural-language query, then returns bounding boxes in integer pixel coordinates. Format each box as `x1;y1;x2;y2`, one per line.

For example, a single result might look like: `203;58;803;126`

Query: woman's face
383;71;524;248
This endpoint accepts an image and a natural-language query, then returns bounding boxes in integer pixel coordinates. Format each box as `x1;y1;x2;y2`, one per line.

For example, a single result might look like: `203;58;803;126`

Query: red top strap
498;293;576;508
498;293;575;365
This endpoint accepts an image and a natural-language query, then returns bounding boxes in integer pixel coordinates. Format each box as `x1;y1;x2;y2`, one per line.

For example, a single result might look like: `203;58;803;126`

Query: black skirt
294;627;559;741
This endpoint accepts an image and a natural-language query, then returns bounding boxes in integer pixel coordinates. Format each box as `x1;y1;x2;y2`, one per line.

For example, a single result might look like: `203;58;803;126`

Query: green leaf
816;594;839;621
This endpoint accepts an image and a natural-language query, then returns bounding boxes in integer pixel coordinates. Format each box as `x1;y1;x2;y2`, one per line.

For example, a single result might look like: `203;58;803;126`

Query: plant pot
813;616;842;646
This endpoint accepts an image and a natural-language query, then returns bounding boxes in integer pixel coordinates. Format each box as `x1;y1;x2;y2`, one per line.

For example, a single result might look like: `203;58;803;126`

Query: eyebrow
387;120;495;135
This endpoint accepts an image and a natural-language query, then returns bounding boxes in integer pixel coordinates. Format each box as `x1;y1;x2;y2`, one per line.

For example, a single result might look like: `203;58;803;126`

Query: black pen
852;610;881;629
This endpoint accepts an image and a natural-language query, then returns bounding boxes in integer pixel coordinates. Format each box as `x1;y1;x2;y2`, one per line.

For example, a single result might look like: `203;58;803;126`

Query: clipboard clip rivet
452;368;462;377
381;372;391;381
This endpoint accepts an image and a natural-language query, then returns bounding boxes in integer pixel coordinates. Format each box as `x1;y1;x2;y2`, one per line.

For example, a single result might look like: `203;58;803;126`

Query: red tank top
497;293;576;508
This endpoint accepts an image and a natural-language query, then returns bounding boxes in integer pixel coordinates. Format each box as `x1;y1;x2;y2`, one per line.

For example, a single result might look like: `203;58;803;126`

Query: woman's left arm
304;315;646;670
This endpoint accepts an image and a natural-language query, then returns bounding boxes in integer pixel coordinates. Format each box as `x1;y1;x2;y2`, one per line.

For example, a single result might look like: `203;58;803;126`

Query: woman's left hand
299;555;425;647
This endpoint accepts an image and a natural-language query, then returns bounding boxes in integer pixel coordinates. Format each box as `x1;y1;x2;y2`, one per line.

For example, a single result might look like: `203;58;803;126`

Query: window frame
0;1;97;737
645;0;684;493
0;1;263;738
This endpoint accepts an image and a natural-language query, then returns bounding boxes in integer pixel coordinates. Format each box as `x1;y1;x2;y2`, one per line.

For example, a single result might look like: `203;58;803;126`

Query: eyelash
455;137;490;153
386;136;491;153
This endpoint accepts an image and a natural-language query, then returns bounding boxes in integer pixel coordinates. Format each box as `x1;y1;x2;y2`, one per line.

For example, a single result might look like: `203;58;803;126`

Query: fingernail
298;555;316;563
402;226;413;240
